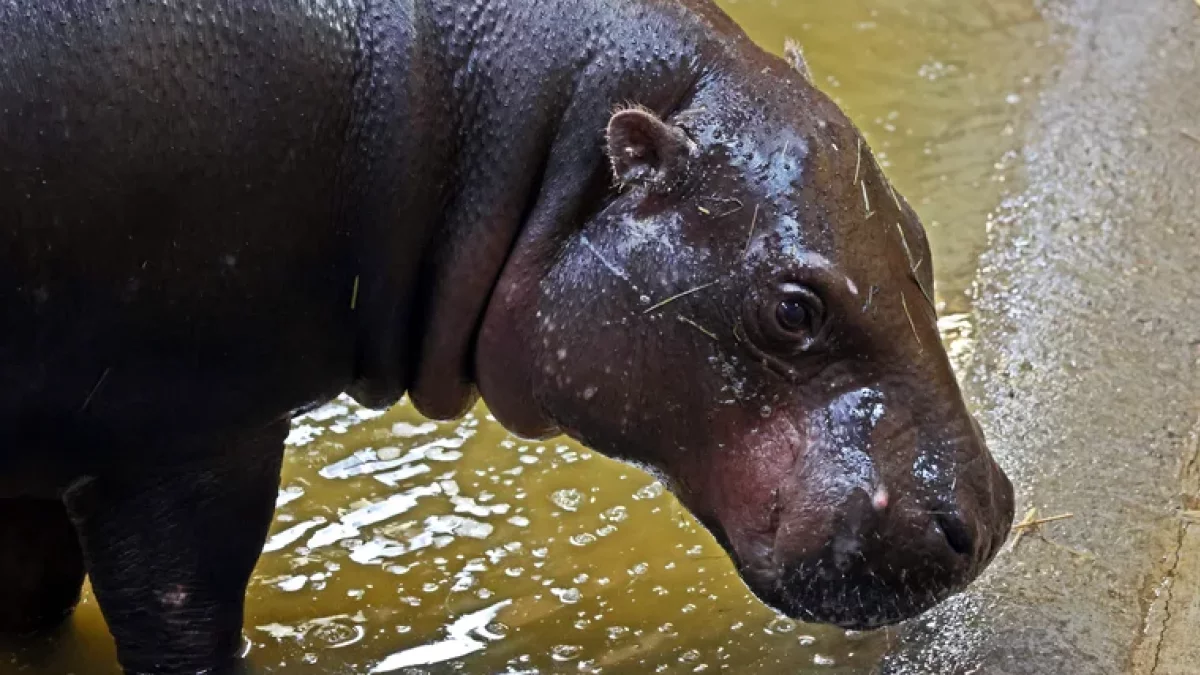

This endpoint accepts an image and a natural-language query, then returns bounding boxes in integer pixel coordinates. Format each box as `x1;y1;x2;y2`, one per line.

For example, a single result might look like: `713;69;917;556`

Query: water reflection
2;0;1052;672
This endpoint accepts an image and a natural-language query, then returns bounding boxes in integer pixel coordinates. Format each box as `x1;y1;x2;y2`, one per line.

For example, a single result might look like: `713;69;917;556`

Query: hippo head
474;57;1014;629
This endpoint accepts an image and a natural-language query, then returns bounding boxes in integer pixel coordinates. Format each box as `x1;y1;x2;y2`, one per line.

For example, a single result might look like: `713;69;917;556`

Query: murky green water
3;1;1052;673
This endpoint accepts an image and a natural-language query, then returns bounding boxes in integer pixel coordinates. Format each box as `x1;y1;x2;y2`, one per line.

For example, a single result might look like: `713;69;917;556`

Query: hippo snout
717;395;1015;630
772;468;1010;629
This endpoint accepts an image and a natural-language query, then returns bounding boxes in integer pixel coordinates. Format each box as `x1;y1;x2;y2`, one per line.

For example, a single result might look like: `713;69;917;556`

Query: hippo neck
372;0;740;421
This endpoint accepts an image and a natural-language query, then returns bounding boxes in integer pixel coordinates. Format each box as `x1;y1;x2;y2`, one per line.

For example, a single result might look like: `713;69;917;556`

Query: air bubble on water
759;405;772;418
813;654;836;666
570;533;597;547
505;567;525;577
797;635;817;646
551;488;584;511
551;644;582;662
633;482;664;500
519;455;539;465
533;547;549;559
476;588;493;599
595;525;617;537
628;562;649;576
686;544;704;558
508;515;531;527
679;649;701;663
573;573;589;584
680;603;696;613
766;617;796;634
602;505;628;522
607;626;629;640
639;294;652;305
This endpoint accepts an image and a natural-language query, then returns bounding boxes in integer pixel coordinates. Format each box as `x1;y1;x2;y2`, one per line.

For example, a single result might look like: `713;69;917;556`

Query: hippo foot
0;498;86;635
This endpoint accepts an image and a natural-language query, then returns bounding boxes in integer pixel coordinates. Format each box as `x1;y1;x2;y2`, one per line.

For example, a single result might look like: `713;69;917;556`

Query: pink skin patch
872;485;890;512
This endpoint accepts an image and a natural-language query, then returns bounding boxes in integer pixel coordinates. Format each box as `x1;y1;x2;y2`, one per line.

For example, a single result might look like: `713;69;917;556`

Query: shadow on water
2;0;1054;673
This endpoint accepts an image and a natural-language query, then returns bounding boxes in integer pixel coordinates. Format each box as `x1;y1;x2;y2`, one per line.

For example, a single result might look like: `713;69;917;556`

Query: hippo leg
0;498;87;634
64;423;286;675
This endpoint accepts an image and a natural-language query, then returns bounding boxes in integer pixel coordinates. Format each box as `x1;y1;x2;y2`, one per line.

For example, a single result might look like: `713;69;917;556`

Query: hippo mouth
693;473;1011;630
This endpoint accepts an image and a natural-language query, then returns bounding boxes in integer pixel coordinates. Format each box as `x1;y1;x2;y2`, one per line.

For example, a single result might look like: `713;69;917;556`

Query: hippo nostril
934;511;974;558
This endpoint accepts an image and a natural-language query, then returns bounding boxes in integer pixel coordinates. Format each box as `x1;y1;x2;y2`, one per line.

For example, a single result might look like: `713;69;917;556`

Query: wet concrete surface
881;0;1200;673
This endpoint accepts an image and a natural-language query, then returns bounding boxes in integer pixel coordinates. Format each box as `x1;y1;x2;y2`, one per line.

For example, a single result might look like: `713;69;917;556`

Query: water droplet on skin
759;405;773;418
639;294;652;305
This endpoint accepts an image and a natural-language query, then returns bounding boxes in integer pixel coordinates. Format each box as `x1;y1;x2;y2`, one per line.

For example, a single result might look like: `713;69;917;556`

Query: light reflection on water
2;0;1052;672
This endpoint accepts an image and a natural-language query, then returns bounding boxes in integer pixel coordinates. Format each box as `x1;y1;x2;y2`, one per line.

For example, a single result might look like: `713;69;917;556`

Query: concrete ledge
880;0;1200;672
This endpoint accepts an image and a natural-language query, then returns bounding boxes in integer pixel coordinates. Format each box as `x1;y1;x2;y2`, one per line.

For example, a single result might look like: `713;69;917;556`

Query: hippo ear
606;108;693;189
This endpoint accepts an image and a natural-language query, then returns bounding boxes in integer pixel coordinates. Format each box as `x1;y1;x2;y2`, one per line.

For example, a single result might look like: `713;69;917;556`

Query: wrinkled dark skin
0;0;1014;672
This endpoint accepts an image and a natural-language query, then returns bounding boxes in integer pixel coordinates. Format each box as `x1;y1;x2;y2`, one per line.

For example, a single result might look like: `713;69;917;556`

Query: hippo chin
0;0;1012;671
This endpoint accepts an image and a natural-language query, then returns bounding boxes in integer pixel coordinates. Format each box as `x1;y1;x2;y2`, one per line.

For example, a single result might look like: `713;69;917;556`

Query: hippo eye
776;300;809;333
761;283;824;349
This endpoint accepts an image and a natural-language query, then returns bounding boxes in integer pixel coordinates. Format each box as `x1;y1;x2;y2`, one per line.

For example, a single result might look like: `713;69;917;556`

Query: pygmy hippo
0;0;1014;672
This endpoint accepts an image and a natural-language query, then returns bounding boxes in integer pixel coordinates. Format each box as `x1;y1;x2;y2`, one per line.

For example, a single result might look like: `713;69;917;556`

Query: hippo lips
703;504;1009;630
